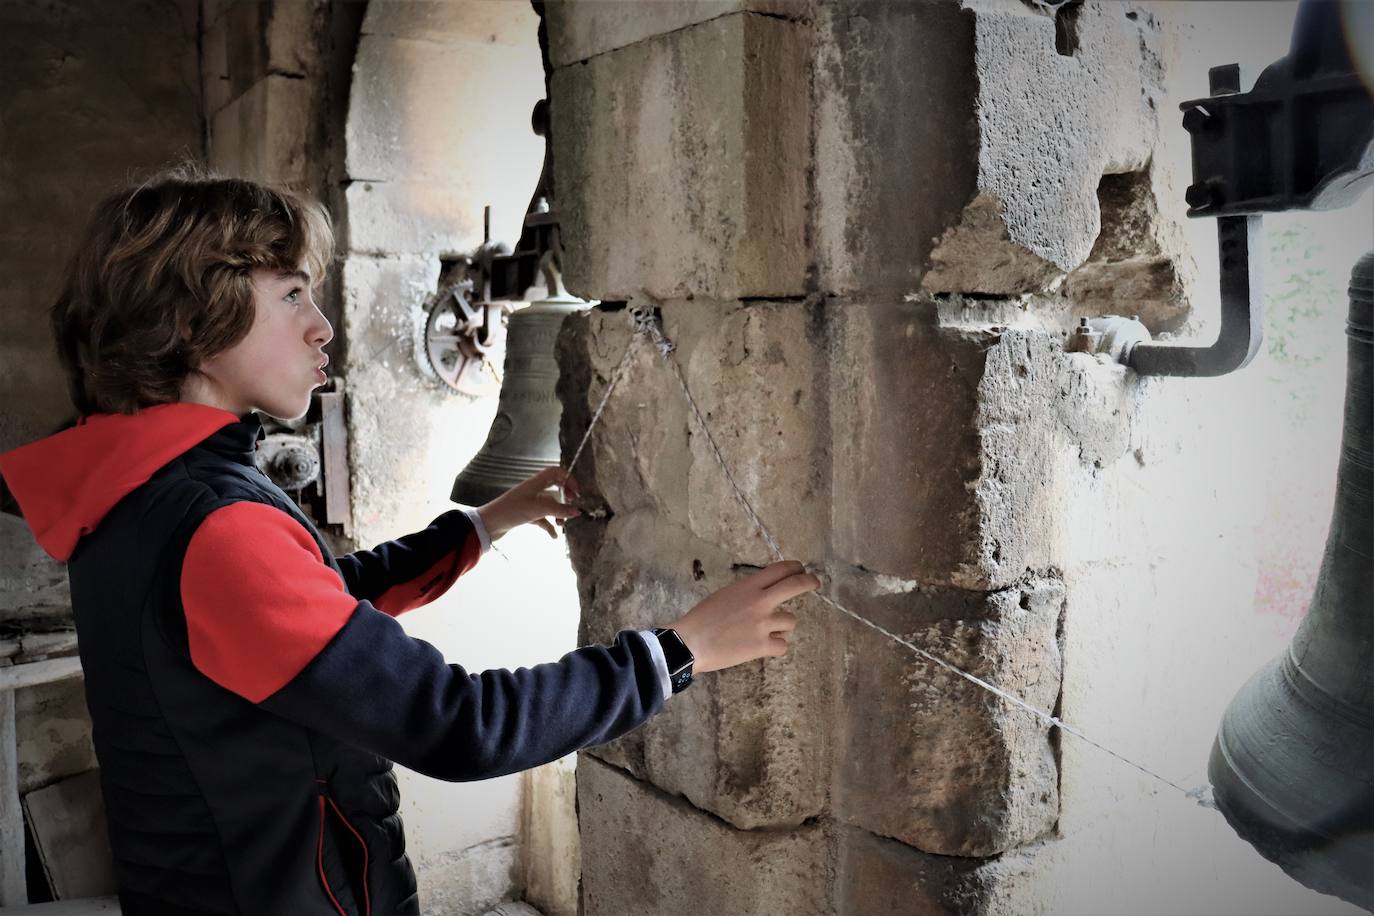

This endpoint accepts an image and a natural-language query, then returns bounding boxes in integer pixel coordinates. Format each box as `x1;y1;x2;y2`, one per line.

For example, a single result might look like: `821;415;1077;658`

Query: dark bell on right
1207;251;1374;909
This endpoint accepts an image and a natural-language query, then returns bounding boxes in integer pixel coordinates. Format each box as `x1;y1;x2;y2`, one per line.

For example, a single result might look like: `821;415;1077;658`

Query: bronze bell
1208;251;1374;908
451;280;589;507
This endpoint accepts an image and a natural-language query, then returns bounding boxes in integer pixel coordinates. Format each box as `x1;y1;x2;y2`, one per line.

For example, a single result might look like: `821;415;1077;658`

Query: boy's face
192;265;333;420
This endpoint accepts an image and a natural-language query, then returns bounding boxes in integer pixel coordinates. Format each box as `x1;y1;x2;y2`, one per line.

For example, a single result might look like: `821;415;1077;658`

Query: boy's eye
285;288;302;304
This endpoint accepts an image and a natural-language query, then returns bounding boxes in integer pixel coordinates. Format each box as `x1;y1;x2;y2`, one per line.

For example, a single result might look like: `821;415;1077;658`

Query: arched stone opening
340;4;576;913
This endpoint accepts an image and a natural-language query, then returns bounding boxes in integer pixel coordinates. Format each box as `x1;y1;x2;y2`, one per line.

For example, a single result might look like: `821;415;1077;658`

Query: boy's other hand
671;561;821;674
477;467;581;542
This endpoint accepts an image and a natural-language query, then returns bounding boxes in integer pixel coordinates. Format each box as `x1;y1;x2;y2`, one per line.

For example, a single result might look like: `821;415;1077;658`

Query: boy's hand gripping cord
563;306;1214;809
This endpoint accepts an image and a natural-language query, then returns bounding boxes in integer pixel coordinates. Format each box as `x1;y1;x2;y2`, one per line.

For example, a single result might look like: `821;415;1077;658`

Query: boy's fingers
768;610;798;633
537;495;581;519
534;518;557;538
747;560;807;591
527;467;568;491
762;571;821;605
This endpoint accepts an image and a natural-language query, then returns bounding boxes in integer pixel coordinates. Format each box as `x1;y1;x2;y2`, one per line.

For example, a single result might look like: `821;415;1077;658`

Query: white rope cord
564;306;1212;807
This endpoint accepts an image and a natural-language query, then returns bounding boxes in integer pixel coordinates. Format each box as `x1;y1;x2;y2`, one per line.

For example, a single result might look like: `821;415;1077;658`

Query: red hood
0;403;240;562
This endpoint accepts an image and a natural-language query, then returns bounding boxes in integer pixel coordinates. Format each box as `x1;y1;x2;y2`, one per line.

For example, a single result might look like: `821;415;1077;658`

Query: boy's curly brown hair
51;165;334;416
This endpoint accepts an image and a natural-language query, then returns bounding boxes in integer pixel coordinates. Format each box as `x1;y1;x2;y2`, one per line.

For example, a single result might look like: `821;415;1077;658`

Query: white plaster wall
1021;4;1373;912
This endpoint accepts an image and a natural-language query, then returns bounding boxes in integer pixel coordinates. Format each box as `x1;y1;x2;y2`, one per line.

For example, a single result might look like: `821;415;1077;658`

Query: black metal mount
1180;3;1373;217
1128;0;1373;377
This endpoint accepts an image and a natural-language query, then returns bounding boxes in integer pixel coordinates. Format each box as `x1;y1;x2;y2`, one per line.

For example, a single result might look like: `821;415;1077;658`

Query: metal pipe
1127;215;1264;377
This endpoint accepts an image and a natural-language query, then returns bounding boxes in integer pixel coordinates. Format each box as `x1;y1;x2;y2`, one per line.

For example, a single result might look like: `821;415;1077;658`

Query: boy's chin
258;398;311;422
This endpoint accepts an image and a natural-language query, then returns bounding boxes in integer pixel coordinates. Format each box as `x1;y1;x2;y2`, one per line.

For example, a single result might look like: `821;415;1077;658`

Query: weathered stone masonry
548;1;1221;912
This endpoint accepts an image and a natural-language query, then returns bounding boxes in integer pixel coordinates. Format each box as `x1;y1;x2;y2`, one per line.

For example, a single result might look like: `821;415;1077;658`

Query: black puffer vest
71;418;414;915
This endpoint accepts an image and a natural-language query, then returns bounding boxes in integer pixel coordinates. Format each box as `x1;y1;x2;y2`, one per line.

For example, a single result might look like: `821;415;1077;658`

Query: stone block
829;304;990;586
560;302;828;565
831;567;1063;857
344;179;491;256
16;678;96;796
1;514;70;629
814;1;1167;296
544;0;811;67
673;302;828;564
203;0;320;117
363;0;541;48
812;0;980;296
575;507;835;829
551;13;809;301
924;1;1164;292
972;328;1136;586
22;769;116;897
345;21;543;249
556;307;694;526
835;825;1038;916
264;0;321;78
577;755;828;915
208;74;312;187
520;758;579;916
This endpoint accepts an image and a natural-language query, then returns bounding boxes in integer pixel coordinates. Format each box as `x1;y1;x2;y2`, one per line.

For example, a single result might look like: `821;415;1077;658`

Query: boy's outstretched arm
333;509;484;615
334;467;580;616
180;499;817;781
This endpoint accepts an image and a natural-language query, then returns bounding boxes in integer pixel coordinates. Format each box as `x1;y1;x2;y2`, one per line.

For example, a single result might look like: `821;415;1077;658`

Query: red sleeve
180;502;359;703
372;535;480;617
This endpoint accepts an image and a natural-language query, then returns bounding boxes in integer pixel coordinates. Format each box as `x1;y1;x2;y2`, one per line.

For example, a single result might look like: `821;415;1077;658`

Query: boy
0;169;818;915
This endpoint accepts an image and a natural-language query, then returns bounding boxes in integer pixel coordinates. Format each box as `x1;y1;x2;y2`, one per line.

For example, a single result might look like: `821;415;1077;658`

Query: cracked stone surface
922;1;1165;293
1062;166;1196;332
832;305;1140;590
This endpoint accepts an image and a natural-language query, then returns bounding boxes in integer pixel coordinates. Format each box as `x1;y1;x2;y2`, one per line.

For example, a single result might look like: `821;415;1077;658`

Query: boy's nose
311;310;334;346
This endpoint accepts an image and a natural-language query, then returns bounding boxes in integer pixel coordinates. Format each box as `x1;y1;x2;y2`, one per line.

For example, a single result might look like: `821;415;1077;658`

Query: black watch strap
651;627;694;694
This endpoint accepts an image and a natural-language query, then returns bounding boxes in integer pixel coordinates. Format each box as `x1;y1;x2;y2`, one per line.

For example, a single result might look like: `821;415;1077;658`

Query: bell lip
1209;667;1374;909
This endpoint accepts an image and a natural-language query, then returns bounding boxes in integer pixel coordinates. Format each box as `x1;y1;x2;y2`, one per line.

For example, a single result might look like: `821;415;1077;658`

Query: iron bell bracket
1121;1;1373;377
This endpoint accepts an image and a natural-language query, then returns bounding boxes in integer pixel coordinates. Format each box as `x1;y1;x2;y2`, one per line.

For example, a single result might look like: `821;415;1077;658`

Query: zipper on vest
315;779;372;916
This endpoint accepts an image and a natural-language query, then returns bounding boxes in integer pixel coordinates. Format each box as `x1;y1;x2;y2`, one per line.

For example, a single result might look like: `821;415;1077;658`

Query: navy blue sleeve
259;602;666;781
335;510;479;612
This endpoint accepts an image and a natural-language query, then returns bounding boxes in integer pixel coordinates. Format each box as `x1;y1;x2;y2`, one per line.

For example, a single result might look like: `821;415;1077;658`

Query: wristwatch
651;627;695;694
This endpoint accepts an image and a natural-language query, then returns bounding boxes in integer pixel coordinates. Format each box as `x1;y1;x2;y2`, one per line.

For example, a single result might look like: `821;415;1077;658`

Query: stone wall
551;1;1351;913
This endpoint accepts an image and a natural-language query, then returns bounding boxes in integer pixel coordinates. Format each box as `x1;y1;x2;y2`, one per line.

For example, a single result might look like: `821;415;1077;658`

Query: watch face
657;629;694;672
671;668;694;693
